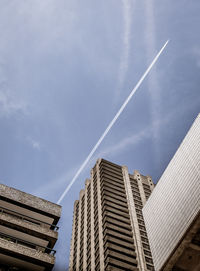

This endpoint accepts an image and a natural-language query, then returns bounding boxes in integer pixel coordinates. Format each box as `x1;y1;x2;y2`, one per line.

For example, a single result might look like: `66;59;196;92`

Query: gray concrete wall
0;184;61;219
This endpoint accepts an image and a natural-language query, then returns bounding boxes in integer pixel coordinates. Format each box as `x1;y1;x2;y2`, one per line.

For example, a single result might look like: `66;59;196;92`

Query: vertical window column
123;167;146;271
96;160;105;271
86;181;91;271
72;201;79;271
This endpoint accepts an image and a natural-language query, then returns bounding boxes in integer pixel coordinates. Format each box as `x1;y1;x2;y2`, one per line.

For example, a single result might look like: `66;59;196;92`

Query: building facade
143;114;200;271
0;184;61;271
69;159;155;271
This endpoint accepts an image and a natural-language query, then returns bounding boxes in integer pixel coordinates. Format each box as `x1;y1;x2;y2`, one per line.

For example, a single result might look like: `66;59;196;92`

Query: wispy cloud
32;165;79;199
0;90;27;117
96;94;200;162
193;46;200;68
97;129;148;158
115;0;132;103
97;98;200;171
95;113;171;160
144;0;163;160
27;137;41;151
0;65;27;117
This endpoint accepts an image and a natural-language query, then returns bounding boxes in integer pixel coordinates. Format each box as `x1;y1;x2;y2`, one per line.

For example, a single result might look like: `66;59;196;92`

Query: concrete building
143;114;200;271
69;159;155;271
0;183;61;271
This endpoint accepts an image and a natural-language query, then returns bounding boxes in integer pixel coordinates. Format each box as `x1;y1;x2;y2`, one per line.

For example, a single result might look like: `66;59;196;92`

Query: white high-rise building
143;114;200;271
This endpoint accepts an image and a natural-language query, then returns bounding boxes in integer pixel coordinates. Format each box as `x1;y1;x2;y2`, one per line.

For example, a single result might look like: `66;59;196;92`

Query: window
146;264;154;271
145;257;153;264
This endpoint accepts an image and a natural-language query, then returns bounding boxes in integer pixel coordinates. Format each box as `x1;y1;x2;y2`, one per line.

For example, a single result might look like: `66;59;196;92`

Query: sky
0;0;200;270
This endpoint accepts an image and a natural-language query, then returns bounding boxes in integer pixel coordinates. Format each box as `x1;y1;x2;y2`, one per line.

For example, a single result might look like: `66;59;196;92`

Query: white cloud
0;89;27;117
115;0;133;102
119;0;132;82
97;129;148;158
11;0;77;54
93;108;184;164
0;64;27;117
144;0;163;161
193;46;200;68
96;97;200;163
27;137;41;151
32;165;79;200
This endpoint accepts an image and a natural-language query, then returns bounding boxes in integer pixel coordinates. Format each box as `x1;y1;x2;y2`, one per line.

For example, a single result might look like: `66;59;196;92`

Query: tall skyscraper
0;183;61;271
69;159;155;271
143;114;200;271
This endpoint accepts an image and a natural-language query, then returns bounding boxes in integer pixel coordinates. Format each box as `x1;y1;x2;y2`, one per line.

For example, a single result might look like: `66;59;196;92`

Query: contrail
57;40;169;204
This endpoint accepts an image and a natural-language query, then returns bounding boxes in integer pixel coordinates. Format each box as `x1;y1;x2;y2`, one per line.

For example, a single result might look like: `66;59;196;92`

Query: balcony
0;206;58;248
0;232;55;270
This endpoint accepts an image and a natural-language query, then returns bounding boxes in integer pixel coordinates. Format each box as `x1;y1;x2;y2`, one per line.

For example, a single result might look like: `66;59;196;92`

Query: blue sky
0;0;200;270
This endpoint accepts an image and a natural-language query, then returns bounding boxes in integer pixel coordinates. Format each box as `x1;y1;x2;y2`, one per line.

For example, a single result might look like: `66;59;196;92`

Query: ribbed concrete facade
143;114;200;271
69;159;155;271
0;184;61;271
